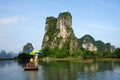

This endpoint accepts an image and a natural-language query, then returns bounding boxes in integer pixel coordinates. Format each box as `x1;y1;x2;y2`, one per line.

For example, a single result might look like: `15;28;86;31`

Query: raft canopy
27;49;42;55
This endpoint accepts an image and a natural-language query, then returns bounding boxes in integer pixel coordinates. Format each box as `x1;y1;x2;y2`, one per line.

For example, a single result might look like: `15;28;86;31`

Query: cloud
0;16;26;25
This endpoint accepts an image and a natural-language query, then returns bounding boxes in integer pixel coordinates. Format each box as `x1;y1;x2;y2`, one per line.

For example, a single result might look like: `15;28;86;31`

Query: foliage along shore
39;57;120;64
40;57;120;61
17;48;120;63
0;58;15;60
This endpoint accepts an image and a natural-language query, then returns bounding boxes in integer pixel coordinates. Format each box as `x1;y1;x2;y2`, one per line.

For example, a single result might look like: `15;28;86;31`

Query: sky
0;0;120;53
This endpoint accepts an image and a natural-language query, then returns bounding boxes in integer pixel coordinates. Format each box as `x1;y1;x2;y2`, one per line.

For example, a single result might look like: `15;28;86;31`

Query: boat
24;53;39;71
24;66;39;71
24;62;39;71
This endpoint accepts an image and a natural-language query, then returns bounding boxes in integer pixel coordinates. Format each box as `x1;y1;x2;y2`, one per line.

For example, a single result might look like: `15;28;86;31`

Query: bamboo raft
24;67;39;71
24;63;39;71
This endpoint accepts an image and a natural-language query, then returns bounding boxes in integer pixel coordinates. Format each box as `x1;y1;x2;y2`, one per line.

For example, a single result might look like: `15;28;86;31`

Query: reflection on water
25;71;38;80
0;60;120;80
84;63;98;72
0;60;15;68
40;60;120;80
41;61;77;80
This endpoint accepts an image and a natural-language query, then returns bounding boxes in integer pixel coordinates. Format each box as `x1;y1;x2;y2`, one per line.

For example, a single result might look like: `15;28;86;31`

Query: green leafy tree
114;48;120;58
17;53;33;62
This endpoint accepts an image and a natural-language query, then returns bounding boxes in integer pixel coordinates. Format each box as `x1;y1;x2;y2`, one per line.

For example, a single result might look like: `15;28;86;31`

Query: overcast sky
0;0;120;53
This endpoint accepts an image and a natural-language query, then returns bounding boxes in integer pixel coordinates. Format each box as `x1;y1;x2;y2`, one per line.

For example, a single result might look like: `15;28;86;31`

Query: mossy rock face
42;12;80;56
58;12;72;19
23;43;34;53
78;35;115;52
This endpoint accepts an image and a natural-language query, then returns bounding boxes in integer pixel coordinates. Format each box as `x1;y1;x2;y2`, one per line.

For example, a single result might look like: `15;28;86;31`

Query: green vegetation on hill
42;12;80;57
78;34;96;45
113;48;120;58
41;12;118;59
17;12;120;60
22;43;34;53
78;34;115;53
95;40;106;52
45;17;59;42
39;47;70;58
17;43;34;62
59;12;72;19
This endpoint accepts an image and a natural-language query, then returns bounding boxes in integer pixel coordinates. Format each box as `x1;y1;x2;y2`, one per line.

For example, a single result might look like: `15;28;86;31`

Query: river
0;60;120;80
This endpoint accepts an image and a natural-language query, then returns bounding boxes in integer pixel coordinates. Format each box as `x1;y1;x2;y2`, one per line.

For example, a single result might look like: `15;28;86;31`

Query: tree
114;48;120;58
17;52;33;62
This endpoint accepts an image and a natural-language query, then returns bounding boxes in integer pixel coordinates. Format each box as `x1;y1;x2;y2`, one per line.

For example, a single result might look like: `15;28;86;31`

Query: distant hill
0;50;17;59
78;34;115;52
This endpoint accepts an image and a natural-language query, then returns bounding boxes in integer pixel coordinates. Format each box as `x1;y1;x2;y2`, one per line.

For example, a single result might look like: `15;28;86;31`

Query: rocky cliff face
42;12;80;55
78;35;115;52
23;43;34;53
95;40;115;52
78;35;97;51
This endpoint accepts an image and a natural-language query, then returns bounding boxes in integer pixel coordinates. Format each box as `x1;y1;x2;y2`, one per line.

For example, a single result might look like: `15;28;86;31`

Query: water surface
0;60;120;80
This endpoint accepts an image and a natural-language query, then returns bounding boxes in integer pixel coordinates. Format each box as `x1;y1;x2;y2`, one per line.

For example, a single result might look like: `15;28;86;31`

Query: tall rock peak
57;12;72;39
58;12;72;28
45;17;57;33
42;12;80;55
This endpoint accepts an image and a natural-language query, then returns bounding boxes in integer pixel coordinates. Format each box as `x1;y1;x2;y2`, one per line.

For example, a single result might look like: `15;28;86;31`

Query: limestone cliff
95;41;115;52
78;35;115;52
23;43;34;53
78;35;97;51
42;12;80;55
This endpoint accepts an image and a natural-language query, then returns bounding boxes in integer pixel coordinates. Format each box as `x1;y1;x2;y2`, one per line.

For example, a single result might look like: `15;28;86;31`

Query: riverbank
40;57;94;63
96;58;120;61
39;57;120;63
0;58;15;60
1;57;120;63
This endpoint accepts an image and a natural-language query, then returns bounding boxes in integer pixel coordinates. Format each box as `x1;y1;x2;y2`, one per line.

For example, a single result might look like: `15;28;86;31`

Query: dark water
0;60;120;80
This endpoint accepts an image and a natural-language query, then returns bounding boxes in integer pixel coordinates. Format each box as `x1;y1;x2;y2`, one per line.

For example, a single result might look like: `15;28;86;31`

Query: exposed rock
78;35;97;51
82;43;97;51
78;35;115;52
22;43;34;53
42;12;80;55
